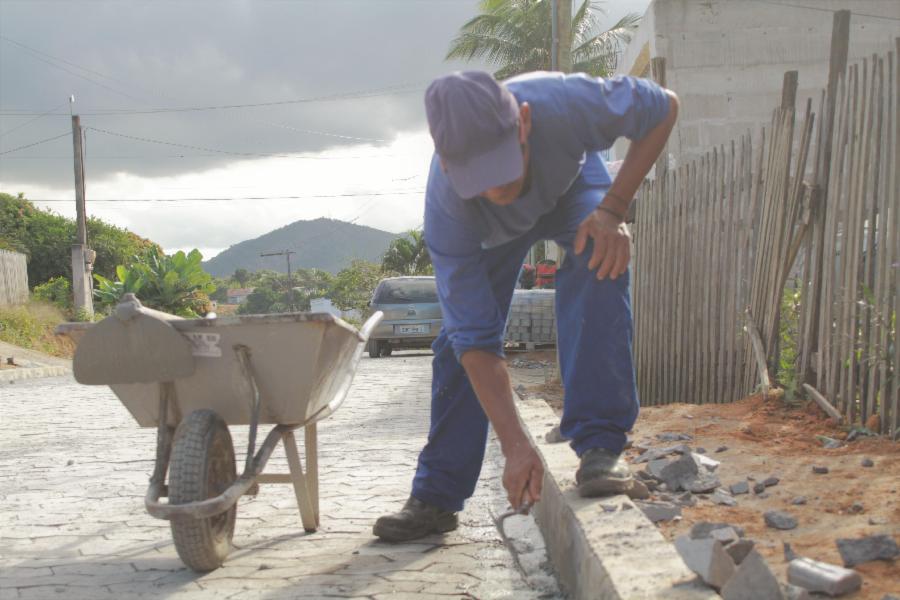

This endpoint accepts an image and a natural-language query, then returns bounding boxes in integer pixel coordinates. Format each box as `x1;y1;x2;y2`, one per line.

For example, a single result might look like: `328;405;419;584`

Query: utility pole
260;250;296;311
550;0;572;72
70;110;94;318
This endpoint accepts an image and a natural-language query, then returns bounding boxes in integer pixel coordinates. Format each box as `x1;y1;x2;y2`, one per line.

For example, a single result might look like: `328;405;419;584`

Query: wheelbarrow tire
168;409;237;572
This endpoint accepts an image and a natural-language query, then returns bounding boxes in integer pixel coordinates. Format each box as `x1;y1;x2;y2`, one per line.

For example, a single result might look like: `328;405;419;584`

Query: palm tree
446;0;640;79
381;230;433;276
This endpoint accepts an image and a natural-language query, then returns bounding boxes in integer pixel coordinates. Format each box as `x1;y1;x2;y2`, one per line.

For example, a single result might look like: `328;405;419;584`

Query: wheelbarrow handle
358;311;384;342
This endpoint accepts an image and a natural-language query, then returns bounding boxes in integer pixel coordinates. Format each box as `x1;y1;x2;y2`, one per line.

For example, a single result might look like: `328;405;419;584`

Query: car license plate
396;324;429;335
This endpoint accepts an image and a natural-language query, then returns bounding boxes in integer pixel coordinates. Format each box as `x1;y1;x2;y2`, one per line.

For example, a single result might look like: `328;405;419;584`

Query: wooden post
801;10;850;383
651;57;669;177
70;115;93;317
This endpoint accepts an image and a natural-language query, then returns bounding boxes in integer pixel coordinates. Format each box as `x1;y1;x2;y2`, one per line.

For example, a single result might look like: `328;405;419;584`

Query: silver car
367;276;442;358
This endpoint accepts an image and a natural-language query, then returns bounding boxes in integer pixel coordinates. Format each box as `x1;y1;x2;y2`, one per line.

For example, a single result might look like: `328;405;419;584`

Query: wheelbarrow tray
104;312;362;428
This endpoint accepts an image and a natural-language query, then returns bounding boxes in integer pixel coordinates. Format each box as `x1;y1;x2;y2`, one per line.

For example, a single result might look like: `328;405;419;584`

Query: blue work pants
411;176;639;512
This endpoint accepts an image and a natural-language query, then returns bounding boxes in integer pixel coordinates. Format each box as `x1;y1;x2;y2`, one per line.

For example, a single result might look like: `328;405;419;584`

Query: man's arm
460;350;543;510
574;90;679;279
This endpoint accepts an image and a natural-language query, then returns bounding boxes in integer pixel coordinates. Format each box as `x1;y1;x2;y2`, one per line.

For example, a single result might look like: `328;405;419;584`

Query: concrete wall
613;0;899;166
0;250;29;306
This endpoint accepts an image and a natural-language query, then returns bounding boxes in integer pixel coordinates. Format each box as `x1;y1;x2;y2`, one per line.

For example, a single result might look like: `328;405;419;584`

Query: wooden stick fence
632;25;898;438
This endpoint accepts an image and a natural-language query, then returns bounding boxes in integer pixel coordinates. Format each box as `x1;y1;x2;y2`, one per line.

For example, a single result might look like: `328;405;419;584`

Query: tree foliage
381;230;433;276
330;260;383;312
0;192;158;288
446;0;640;79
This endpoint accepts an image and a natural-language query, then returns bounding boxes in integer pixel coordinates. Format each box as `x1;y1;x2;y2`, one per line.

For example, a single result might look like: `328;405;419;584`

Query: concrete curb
2;365;71;382
516;396;717;600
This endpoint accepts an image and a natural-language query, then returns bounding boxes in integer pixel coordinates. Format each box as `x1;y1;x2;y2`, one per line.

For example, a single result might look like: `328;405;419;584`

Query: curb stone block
674;535;736;589
725;539;755;565
720;550;783;600
787;557;862;596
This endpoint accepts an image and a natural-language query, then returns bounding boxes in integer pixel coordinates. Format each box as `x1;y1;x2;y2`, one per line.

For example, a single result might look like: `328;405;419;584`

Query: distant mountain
202;218;401;277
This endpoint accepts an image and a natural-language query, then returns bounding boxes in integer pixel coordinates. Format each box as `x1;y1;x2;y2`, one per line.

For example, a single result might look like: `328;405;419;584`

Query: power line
29;190;425;203
755;1;900;22
0;100;70;138
0;131;71;155
83;125;415;159
0;84;426;117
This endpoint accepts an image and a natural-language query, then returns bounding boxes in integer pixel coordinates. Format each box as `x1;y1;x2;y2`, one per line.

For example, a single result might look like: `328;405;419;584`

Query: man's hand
502;439;544;510
573;208;631;280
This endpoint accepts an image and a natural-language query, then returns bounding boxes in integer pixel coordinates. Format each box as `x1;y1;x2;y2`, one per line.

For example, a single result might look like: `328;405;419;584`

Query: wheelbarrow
56;294;382;572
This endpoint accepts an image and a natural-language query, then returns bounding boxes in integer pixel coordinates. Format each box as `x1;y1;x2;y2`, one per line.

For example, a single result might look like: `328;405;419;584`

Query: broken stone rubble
674;535;735;589
720;550;784;600
764;510;798;530
836;534;900;567
634;500;681;523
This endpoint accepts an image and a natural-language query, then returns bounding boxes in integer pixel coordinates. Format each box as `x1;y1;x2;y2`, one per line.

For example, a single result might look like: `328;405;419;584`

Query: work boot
576;448;634;497
373;496;458;542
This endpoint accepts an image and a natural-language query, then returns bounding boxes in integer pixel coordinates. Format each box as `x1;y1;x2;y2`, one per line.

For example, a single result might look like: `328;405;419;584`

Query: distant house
226;288;255;304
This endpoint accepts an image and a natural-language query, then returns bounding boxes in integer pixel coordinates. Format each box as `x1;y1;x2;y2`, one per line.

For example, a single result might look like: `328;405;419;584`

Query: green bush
0;302;72;357
32;277;72;312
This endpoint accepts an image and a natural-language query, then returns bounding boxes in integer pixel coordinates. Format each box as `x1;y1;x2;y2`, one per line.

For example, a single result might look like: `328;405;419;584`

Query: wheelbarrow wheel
168;409;237;572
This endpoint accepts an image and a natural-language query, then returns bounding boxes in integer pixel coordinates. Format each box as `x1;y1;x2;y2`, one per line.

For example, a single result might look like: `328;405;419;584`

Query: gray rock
686;473;721;494
730;481;750;495
836;534;900;567
819;436;843;449
690;522;746;540
696;447;707;454
657;432;693;442
882;595;900;600
726;539;755;565
625;479;651;500
674;491;697;507
710;527;740;546
647;458;670;480
813;465;830;474
861;457;874;467
868;515;889;526
782;583;812;600
634;447;669;463
783;542;799;562
757;492;771;499
792;496;808;505
849;501;864;514
764;510;798;530
636;500;682;523
712;489;737;506
545;424;567;443
659;453;699;491
763;476;780;487
788;557;862;596
721;550;783;600
716;446;729;453
754;482;767;494
674;535;736;589
692;452;721;472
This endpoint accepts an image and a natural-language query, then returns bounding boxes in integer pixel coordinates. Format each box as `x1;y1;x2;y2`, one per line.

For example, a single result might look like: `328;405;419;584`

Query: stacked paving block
505;289;556;345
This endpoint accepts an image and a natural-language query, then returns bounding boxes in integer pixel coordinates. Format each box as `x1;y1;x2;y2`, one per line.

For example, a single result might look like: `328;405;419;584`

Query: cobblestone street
0;352;563;599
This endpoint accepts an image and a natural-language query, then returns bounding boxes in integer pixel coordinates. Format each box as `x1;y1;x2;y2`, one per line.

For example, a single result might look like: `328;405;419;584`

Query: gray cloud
1;0;484;188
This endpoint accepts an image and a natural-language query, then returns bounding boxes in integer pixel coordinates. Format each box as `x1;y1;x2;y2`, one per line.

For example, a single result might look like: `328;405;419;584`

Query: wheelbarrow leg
304;423;319;523
282;431;319;532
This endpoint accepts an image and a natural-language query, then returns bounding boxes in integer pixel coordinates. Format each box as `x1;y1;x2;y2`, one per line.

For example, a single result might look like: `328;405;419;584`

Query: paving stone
711;490;737;506
635;501;682;523
674;535;736;589
787;557;862;596
764;510;798;530
690;522;745;540
813;465;830;474
0;361;560;599
729;481;749;495
836;534;900;567
720;550;783;600
725;539;755;565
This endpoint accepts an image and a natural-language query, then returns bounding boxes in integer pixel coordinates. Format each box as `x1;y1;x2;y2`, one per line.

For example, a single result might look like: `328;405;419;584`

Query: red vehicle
535;259;557;289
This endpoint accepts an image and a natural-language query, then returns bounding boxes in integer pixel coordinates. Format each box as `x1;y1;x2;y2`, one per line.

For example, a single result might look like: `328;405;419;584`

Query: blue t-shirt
424;72;670;360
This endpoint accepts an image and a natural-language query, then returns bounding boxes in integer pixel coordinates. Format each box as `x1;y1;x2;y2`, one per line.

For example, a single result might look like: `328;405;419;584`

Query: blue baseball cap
424;71;523;199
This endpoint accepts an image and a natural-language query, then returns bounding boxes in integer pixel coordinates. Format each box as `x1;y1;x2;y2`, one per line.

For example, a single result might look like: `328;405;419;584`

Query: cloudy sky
0;0;649;260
